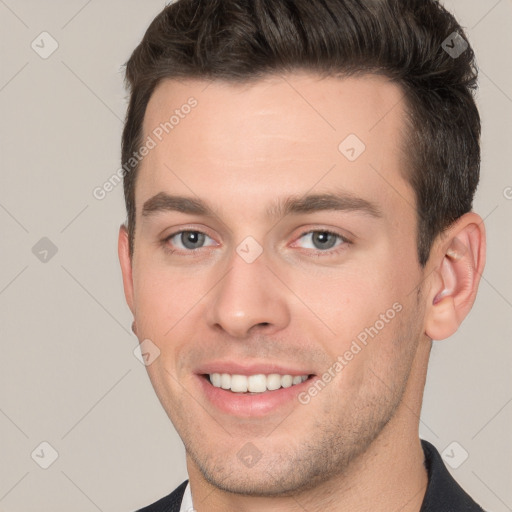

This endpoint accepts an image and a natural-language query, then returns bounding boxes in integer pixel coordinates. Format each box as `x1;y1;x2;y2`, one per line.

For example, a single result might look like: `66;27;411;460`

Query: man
118;0;487;510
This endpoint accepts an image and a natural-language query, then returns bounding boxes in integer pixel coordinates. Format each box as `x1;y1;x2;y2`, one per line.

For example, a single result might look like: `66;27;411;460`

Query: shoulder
135;480;188;512
420;440;487;512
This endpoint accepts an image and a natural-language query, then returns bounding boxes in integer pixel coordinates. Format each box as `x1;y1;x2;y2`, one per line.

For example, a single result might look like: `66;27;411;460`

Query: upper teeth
209;373;309;393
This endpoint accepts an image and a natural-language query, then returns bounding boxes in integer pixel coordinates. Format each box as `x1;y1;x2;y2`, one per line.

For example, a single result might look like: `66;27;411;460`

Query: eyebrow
141;191;382;220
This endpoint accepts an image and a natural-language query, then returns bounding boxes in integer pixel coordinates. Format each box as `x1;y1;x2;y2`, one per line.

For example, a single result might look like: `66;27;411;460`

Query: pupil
182;231;204;249
313;232;336;250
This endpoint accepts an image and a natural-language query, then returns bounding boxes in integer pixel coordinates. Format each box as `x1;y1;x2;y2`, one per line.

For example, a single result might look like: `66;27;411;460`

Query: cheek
287;257;419;391
132;263;199;336
291;267;400;340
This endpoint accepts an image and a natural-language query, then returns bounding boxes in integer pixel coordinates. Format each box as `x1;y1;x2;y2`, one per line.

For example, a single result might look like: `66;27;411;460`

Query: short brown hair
122;0;480;266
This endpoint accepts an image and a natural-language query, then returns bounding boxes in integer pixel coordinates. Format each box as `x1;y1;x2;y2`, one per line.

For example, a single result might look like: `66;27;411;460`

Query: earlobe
118;224;135;315
424;213;486;341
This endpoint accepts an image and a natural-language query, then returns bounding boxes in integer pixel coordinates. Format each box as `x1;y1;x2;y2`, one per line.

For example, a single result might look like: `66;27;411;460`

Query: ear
118;224;135;316
424;212;486;341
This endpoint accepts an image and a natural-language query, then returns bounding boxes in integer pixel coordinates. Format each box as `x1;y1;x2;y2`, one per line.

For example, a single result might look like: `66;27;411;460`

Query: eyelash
161;229;351;257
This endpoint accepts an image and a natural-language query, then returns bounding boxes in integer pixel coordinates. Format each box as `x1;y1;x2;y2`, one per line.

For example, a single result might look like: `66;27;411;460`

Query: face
120;73;429;495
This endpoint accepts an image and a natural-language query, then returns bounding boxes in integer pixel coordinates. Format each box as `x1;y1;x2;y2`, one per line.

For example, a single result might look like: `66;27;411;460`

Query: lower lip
196;375;315;417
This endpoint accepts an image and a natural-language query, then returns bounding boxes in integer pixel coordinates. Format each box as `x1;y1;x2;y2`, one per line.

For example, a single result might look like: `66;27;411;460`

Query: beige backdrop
0;0;511;511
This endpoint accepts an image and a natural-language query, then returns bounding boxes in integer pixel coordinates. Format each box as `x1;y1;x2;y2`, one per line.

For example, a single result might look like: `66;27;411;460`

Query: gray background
0;0;511;511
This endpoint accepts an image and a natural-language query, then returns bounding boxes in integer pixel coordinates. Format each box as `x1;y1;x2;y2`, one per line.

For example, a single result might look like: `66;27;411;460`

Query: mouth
203;373;312;394
196;371;316;417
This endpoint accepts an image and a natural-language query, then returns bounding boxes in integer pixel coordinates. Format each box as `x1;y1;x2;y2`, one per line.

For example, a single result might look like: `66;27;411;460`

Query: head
119;0;485;499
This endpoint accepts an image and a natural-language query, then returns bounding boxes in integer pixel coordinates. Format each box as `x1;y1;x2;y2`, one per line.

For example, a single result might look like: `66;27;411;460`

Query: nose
205;249;291;339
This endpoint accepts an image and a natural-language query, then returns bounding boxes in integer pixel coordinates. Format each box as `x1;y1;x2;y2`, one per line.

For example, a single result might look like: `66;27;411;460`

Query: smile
197;371;316;417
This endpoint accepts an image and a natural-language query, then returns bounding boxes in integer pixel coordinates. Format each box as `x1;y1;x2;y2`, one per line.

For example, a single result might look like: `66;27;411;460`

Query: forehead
137;73;413;221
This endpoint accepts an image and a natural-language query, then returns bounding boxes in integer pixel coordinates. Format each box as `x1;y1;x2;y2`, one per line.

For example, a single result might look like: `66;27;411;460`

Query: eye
164;230;217;251
294;230;349;254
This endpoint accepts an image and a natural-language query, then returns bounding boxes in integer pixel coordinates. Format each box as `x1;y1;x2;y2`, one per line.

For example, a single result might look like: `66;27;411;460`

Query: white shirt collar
179;481;194;512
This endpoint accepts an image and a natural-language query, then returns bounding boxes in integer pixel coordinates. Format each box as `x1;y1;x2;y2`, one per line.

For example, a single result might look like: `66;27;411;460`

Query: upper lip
195;361;314;376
